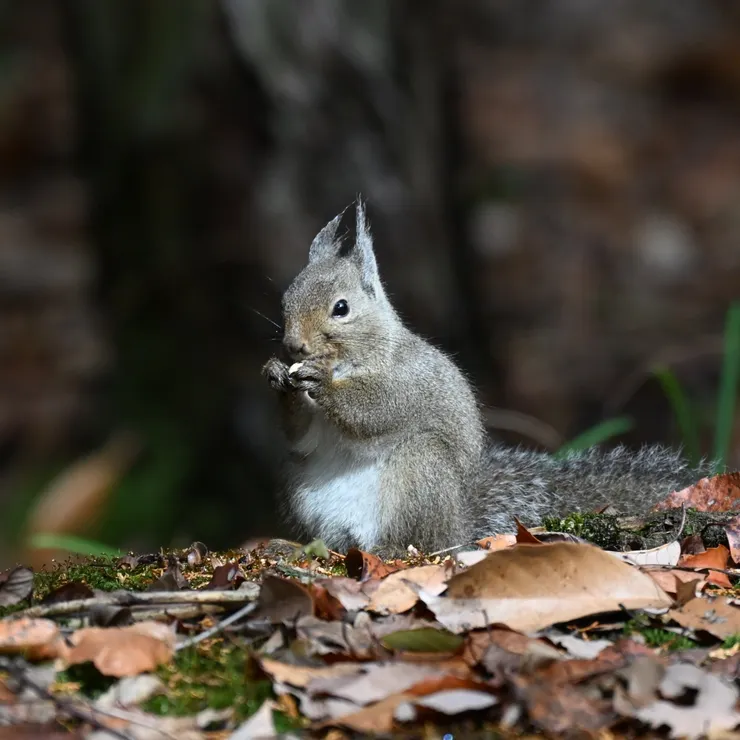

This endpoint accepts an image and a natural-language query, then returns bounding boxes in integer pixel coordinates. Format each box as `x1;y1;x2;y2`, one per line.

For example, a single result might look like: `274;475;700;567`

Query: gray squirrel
263;201;709;554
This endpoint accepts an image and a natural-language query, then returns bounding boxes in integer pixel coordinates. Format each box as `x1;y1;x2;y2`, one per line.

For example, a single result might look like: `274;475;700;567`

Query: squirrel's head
281;200;395;363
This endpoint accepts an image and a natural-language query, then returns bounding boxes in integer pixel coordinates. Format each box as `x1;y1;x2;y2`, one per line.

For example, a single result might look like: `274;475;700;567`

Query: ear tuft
353;198;380;293
308;211;344;264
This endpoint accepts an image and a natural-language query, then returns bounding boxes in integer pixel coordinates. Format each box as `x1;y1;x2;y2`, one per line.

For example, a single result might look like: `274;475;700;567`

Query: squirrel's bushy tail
473;444;712;536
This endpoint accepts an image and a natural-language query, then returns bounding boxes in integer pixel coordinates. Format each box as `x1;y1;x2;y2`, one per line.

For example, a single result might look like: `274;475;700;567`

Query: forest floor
1;480;740;739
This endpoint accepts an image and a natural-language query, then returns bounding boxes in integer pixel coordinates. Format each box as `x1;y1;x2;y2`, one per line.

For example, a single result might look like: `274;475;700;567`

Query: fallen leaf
321;693;412;733
476;534;516;551
455;550;489;566
420;543;673;634
668;595;740;640
147;557;188;591
95;675;166;708
463;627;562;669
724;513;740;564
40;581;94;605
229;699;278;740
620;662;740;739
203;562;246;590
515;519;542;544
395;688;497;721
295;615;372;658
60;621;175;677
345;549;402;580
653;472;740;512
380;628;464;654
607;540;681;567
367;565;447;615
252;575;314;623
643;568;706;597
0;617;60;658
681;533;706;556
307;662;467;707
678;545;732;587
0;567;34;607
519;679;615;734
545;633;613;659
259;657;364;689
308;583;345;621
316;577;376;611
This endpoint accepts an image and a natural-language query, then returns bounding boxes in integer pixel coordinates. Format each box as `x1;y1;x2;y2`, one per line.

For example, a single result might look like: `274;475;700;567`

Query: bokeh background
3;0;740;565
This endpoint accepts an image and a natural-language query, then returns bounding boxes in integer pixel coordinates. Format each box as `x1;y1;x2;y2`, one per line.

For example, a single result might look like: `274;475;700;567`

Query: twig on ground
15;587;260;620
428;543;476;558
0;656;136;740
176;601;258;651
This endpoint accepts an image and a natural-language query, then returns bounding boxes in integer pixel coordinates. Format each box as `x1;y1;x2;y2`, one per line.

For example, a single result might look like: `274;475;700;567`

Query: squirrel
262;201;710;555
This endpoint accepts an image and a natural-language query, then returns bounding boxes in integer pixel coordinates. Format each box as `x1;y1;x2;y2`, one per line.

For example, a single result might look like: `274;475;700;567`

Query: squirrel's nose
283;337;310;358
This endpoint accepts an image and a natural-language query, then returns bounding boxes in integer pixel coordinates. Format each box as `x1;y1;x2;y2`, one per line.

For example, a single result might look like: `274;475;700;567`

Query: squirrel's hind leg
376;434;473;554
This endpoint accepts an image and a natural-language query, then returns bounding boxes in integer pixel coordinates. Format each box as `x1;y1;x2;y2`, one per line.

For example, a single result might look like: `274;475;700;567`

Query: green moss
144;641;279;723
542;512;624;550
32;556;161;600
624;619;697;651
721;634;740;650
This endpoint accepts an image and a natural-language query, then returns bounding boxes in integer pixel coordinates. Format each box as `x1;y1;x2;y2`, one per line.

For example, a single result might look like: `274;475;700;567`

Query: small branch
176;601;258;651
0;656;135;740
15;588;259;620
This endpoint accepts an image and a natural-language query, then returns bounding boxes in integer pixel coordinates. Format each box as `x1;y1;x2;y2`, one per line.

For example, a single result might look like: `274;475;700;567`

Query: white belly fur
293;409;383;549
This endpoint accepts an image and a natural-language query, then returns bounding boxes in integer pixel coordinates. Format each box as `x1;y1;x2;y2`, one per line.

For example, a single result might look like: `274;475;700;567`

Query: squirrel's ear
308;211;343;264
352;199;381;294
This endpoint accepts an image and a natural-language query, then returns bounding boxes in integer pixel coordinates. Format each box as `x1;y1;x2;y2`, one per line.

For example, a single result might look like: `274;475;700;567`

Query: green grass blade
713;302;740;473
28;533;122;558
653;366;701;467
554;416;634;458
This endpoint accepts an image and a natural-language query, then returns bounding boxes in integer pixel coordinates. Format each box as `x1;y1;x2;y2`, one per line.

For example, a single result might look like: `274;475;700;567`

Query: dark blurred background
2;0;740;564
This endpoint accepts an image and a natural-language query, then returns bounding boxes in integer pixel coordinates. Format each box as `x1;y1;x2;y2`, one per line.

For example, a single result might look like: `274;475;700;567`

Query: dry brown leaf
344;548;403;580
681;533;706;556
724;513;740;564
464;627;559;667
608;541;681;567
309;583;346;621
259;657;364;689
619;662;740;739
653;472;740;512
398;688;497;721
515;518;542;544
252;575;314;623
203;561;246;590
316;576;378;611
0;567;34;607
476;534;517;551
59;621;175;677
643;568;707;597
320;692;412;733
678;545;732;588
517;678;615;734
367;565;447;615
420;543;673;633
40;581;94;605
0;618;60;659
668;595;740;640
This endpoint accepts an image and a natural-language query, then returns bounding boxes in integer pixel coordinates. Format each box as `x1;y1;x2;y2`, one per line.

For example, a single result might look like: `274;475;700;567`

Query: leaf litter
0;477;738;738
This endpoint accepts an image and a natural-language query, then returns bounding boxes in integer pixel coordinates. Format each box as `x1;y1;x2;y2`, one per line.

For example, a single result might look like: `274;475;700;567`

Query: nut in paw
288;358;329;398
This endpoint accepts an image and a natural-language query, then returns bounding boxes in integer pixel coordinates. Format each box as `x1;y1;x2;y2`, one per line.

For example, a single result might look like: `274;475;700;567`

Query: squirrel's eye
332;299;349;318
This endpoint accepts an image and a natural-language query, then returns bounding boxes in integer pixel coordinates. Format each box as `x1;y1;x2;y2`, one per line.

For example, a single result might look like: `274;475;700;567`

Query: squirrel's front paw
262;356;291;392
288;358;329;399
